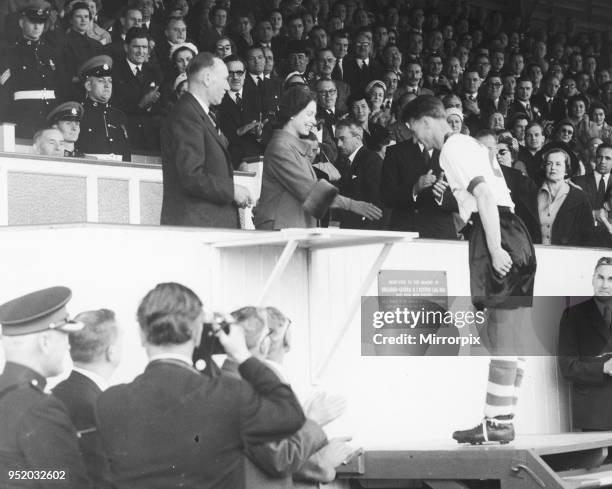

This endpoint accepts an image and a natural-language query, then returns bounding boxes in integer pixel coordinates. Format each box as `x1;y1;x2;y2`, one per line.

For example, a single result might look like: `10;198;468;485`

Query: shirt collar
230;89;243;100
250;73;264;84
539;181;570;199
191;92;209;114
126;59;141;74
148;352;194;366
72;366;109;391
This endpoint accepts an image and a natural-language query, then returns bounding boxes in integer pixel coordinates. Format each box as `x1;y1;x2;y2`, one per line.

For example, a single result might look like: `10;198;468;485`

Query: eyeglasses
228;70;245;77
318;89;337;95
489;82;503;87
560;129;574;135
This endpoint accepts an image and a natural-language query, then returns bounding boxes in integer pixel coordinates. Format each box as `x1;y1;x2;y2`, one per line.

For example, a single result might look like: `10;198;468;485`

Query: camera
192;315;232;365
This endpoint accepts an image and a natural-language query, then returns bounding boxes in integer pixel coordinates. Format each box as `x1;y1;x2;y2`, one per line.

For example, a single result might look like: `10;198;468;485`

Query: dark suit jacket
573;173;612;211
342;56;384;94
508;99;537;122
160;92;239;227
220;360;328;489
316;106;343;165
0;362;91;489
531;93;567;123
111;57;163;151
243;74;282;122
559;298;612;430
337;146;385;230
96;358;305;489
500;165;540;242
217;91;264;169
381;140;458;238
534;184;595;246
53;371;111;489
199;27;224;52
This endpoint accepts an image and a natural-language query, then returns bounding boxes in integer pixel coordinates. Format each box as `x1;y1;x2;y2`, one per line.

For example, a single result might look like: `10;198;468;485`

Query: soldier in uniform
0;1;61;138
75;55;131;161
0;286;92;489
47;101;85;158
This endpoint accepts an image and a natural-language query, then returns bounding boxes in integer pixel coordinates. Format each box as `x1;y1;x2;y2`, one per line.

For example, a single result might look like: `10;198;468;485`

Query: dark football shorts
465;208;537;310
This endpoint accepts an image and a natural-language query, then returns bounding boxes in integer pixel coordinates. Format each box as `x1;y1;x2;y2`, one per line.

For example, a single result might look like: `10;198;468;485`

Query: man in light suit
160;52;252;227
53;309;122;489
559;257;612;431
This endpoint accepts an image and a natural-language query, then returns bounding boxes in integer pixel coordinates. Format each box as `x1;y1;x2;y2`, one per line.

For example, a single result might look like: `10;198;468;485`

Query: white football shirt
440;133;514;222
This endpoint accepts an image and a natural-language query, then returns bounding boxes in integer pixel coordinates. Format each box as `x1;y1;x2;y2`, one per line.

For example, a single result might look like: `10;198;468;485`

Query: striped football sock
484;357;518;422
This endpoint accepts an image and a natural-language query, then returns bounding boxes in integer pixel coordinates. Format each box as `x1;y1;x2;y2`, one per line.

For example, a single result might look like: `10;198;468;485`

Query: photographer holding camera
95;283;306;489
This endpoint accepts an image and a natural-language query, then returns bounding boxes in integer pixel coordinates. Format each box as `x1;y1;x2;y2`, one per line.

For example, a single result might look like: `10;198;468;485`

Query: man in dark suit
53;309;121;489
478;74;504;123
532;74;566;124
559;257;612;431
342;31;384;94
104;6;143;64
96;282;305;489
155;17;188;78
218;55;265;169
160;52;252;228
334;119;385;230
243;45;282;124
315;78;343;165
111;27;163;152
0;287;91;489
310;48;350;113
381;113;458;238
330;29;350;82
573;143;612;220
508;77;539;123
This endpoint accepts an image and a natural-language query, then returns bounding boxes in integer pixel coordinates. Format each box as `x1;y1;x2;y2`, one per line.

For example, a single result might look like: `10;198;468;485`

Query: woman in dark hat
254;85;382;229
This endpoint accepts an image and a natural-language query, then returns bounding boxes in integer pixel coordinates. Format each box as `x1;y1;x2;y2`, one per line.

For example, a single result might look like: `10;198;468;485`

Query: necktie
235;92;242;108
257;76;263;91
525;103;531;117
135;66;144;83
208;111;220;135
422;148;431;166
604;306;612;330
599;175;606;202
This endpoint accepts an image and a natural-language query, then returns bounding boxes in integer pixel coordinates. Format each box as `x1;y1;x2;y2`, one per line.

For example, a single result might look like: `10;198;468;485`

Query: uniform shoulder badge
0;69;10;86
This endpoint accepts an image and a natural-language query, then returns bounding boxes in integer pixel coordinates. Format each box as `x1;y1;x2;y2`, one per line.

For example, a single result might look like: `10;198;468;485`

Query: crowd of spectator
2;0;612;245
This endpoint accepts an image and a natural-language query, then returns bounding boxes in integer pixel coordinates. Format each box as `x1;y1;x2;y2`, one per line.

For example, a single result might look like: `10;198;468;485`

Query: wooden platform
337;433;612;489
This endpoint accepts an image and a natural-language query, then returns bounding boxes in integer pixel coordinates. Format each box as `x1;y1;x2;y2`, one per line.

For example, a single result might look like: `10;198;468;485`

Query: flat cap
78;55;113;80
0;286;83;336
47;101;84;124
20;0;50;23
